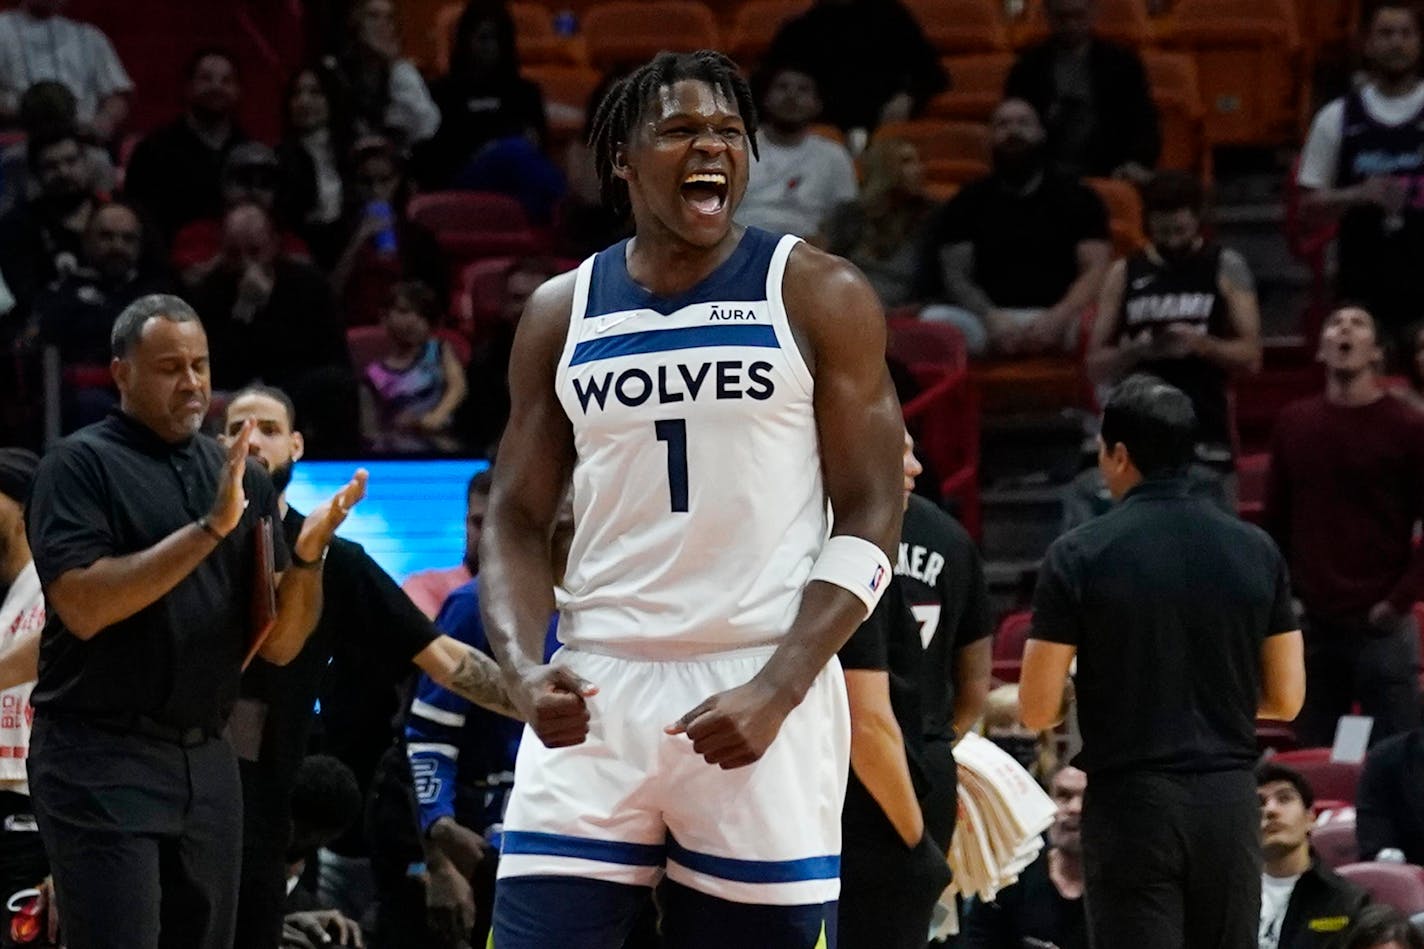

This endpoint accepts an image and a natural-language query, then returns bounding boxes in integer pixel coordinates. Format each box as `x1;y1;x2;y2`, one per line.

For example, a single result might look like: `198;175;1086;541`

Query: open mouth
680;171;728;215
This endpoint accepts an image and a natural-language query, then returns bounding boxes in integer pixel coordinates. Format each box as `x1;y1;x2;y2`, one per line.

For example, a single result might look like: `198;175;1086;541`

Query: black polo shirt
897;495;993;741
26;410;288;730
1030;477;1296;776
236;506;438;847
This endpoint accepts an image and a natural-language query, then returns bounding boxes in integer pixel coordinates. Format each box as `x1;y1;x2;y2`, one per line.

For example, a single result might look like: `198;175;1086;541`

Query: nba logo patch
869;565;886;592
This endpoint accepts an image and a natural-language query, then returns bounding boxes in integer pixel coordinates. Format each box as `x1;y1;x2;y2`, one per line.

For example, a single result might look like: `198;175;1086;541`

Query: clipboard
244;515;277;670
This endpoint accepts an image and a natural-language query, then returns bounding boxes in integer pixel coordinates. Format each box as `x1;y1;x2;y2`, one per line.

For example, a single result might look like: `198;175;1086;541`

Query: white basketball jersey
553;228;825;656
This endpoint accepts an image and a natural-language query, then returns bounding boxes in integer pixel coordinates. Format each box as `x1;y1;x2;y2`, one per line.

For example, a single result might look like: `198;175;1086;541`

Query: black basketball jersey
1118;244;1232;459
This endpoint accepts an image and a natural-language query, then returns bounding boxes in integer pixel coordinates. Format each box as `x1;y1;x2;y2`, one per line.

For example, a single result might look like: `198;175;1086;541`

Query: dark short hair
1365;0;1424;35
1099;374;1197;478
289;754;362;842
111;294;203;358
1338;905;1424;949
26;125;82;172
751;59;820;107
185;46;239;82
1142;171;1205;219
1256;761;1315;810
468;468;493;498
229;383;298;430
387;280;440;324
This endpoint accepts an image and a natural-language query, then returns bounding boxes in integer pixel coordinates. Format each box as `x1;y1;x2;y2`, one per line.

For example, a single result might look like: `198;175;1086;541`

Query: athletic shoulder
781;242;886;371
512;267;580;363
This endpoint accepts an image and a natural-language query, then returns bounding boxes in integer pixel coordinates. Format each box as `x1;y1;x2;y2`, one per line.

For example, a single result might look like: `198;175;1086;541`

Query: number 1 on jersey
655;419;689;513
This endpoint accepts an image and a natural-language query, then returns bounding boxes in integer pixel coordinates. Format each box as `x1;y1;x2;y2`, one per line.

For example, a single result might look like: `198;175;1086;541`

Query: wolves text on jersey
572;360;776;413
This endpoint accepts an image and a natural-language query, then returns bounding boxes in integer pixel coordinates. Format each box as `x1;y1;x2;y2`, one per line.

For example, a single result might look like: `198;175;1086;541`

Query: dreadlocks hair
588;50;760;218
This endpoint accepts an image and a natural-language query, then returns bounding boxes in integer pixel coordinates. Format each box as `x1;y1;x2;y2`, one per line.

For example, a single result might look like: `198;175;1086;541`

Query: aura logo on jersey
572;360;776;413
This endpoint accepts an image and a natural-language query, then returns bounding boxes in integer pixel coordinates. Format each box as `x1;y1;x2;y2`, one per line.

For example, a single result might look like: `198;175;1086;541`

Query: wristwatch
290;546;328;570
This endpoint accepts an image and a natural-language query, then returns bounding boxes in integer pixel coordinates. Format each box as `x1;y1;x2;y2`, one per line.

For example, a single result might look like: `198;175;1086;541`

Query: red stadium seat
1235;451;1269;525
1336;863;1424;915
926;53;1016;122
522;64;604;142
727;0;813;70
1016;0;1154;48
1085;177;1148;256
1141;50;1208;175
889;318;981;538
1273;749;1364;804
904;0;1011;54
582;2;720;72
1311;819;1360;871
406;191;546;261
991;610;1033;682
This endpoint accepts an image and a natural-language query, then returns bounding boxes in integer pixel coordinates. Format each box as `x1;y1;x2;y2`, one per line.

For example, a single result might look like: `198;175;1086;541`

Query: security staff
1020;374;1305;949
24;294;366;949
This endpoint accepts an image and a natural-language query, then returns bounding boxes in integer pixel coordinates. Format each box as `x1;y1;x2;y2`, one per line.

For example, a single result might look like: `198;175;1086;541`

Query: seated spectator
172;143;312;279
764;0;947;133
961;765;1087;949
736;62;857;239
1357;723;1424;865
280;755;365;948
188;203;350;405
360;280;467;454
1335;906;1424;949
0;80;115;217
34;201;172;431
276;63;357;249
0;0;132;145
1076;171;1261;518
459;257;558;456
918;98;1111;357
1298;2;1424;362
821;137;935;308
123;47;247;244
327;137;447;327
979;683;1059;787
0;126;100;329
1005;0;1159;183
418;1;564;225
335;0;440;148
1256;762;1369;949
555;68;633;259
402;470;487;619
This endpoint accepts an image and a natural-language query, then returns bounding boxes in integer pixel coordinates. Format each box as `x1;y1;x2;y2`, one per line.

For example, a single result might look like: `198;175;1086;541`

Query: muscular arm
45;524;229;640
1258;630;1305;721
412;635;520;719
752;247;906;709
0;625;39;692
845;669;924;847
940;243;995;317
1019;640;1076;732
1193;249;1262;376
481;273;584;730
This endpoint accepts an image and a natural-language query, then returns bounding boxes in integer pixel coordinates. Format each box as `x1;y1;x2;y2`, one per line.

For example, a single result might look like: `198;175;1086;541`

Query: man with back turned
1020;374;1306;949
23;293;366;949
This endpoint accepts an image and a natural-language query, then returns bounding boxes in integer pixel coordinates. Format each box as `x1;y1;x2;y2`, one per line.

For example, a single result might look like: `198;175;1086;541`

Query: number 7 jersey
553;227;827;657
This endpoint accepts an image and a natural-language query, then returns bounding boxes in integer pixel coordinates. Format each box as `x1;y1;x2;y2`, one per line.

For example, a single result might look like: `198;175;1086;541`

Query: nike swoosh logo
590;312;639;334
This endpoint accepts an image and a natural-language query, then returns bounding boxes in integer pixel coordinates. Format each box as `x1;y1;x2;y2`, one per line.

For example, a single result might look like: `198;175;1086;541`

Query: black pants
27;715;242;949
839;767;954;949
1081;770;1260;949
1297;612;1420;748
234;843;288;949
0;790;49;930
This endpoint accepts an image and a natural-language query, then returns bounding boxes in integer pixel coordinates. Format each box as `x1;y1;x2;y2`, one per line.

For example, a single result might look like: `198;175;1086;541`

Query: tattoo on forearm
447;649;522;720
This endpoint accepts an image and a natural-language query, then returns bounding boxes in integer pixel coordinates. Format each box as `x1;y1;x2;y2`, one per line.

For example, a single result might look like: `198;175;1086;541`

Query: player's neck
624;225;744;298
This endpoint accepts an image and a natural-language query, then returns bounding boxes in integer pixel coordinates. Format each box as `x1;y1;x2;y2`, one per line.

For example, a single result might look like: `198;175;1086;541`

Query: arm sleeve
1266;547;1298;636
26;443;117;584
386;60;442;144
1029;539;1082;646
953;541;994;648
1297;100;1345;190
350;545;440;662
405;592;481;833
1355;745;1402;860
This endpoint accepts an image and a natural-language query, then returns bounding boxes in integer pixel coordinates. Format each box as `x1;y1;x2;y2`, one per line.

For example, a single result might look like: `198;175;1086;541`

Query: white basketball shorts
496;645;851;906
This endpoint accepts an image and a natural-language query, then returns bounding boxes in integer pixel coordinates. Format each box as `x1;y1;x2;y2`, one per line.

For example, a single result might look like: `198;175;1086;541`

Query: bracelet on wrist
196;515;227;542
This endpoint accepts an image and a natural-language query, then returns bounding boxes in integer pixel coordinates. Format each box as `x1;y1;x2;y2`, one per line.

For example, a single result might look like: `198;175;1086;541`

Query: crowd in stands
4;0;1424;944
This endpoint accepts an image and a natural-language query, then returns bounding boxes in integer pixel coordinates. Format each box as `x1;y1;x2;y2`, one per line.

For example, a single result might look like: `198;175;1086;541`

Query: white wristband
807;534;893;617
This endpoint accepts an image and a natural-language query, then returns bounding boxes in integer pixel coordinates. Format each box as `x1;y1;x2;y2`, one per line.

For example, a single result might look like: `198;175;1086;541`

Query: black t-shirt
36;270;176;366
960;840;1087;949
123;118;247;242
897;495;993;741
236;506;438;848
1030;478;1297;776
918;173;1110;308
27;410;289;729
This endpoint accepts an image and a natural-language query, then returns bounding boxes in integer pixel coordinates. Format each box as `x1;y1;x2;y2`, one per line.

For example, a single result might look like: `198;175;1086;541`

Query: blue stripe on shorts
500;830;666;866
667;837;841;884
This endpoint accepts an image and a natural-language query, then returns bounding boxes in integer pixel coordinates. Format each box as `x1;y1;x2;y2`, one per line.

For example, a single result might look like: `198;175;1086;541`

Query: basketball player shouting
481;51;905;948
